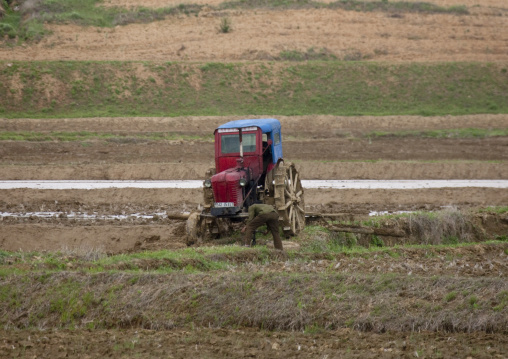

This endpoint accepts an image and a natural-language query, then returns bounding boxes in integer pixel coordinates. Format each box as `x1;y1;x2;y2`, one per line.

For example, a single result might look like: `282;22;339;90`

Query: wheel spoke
296;204;305;213
295;209;301;229
295;190;303;199
285;188;291;198
289;204;293;219
291;207;296;233
293;172;298;192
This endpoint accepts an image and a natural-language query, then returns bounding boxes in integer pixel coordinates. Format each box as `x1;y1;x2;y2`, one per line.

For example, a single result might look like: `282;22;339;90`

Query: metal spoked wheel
274;161;305;237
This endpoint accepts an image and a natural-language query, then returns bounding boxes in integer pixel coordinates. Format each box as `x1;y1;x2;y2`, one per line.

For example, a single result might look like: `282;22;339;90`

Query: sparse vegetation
307;208;487;247
279;47;337;61
406;210;475;245
479;206;508;214
218;17;232;33
219;0;468;15
0;205;507;334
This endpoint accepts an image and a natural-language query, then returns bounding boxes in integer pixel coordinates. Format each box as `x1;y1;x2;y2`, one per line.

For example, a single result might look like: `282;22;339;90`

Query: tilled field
1;0;508;356
1;115;507;359
1;117;508;358
1;115;507;253
1;327;508;359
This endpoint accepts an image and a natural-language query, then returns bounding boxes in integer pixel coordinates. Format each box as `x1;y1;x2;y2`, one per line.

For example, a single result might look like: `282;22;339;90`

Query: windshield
221;133;257;154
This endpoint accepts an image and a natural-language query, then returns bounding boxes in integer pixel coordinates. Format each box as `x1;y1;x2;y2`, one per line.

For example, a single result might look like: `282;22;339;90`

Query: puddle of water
0;211;170;221
1;180;508;190
368;211;415;217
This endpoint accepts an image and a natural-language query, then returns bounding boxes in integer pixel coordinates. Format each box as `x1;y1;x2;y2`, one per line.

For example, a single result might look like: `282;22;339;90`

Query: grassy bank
1;61;507;118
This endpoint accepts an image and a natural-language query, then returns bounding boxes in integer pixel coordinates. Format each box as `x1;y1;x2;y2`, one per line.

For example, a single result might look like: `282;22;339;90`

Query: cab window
274;131;281;145
221;133;257;154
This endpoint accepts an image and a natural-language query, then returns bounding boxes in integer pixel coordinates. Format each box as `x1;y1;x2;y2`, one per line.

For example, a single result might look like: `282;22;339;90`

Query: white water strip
0;211;169;220
1;180;508;190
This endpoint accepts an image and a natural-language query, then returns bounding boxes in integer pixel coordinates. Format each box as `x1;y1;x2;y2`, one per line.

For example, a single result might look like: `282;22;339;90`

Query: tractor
186;118;305;244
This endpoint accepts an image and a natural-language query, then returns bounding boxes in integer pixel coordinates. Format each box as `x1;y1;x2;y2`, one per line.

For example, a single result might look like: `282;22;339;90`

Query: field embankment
1;61;507;118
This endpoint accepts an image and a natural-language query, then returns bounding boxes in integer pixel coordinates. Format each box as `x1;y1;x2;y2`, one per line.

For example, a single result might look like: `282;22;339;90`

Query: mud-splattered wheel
274;161;305;237
186;213;232;245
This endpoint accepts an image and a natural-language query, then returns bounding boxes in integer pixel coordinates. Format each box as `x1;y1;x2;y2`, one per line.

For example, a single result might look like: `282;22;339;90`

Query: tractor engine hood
210;167;250;217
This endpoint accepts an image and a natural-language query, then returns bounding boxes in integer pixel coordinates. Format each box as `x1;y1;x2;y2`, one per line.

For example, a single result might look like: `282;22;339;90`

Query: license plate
215;202;235;208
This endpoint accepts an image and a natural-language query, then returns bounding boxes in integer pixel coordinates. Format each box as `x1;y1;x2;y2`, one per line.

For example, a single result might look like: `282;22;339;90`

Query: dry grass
1;270;507;333
59;245;107;262
407;209;476;245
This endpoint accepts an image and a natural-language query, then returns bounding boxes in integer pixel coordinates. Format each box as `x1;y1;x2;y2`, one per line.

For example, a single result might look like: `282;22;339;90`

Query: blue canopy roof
217;118;281;134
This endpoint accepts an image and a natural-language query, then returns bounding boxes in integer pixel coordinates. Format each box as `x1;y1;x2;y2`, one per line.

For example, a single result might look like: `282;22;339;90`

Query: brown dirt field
1;327;507;359
1;115;507;180
0;223;188;253
1;3;507;62
2;160;507;180
3;114;508;133
1;114;507;253
1;1;508;353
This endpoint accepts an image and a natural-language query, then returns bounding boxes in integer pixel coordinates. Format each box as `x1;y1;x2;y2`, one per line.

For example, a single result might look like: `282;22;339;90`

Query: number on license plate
215;202;235;208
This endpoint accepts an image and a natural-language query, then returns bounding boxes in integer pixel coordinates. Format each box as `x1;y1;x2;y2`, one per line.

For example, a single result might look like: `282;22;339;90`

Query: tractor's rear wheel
274;161;305;237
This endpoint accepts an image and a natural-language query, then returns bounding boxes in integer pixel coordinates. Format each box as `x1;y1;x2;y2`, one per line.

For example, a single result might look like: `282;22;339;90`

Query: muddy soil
1;115;508;253
1;327;507;359
1;187;507;253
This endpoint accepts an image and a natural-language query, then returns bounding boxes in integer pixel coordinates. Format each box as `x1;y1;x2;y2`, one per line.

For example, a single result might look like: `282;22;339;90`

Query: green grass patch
0;240;507;278
1;61;507;118
478;206;508;214
0;0;46;42
279;47;338;61
219;0;468;15
0;0;202;43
